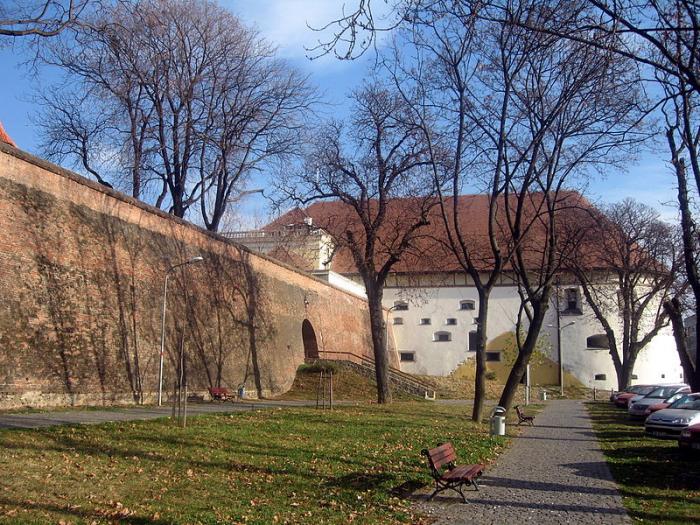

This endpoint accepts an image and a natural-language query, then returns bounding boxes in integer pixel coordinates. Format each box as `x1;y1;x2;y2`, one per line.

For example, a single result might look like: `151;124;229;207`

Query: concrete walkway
0;400;323;429
414;400;631;524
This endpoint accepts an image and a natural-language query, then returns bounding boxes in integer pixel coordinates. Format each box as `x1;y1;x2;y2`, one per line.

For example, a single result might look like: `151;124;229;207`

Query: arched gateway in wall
302;319;319;359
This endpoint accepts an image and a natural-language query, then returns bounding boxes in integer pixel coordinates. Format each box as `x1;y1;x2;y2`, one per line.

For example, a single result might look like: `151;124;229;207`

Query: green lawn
587;402;700;524
0;403;505;524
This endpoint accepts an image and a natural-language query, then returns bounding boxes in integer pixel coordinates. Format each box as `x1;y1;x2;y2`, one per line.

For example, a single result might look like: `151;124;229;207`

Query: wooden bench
515;405;534;426
209;387;230;402
421;442;484;503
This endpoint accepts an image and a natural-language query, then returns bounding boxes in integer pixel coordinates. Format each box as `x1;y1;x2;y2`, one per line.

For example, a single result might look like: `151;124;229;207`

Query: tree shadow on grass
0;496;171;525
324;471;395;491
390;479;427;498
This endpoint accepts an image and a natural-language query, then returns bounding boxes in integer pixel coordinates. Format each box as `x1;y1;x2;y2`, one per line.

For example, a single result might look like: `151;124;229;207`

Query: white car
628;384;689;419
645;393;700;439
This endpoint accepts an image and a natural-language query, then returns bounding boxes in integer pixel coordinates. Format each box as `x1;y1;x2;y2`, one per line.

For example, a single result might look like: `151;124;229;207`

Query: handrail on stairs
315;350;435;393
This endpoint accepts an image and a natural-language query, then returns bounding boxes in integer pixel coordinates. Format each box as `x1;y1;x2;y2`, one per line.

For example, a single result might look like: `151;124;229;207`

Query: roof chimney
0;121;17;148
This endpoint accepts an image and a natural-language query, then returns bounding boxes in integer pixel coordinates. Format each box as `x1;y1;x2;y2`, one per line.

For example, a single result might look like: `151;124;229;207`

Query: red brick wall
0;143;385;408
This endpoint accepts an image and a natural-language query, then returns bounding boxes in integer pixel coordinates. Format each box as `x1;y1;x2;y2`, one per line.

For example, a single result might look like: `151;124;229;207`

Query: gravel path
414;399;631;524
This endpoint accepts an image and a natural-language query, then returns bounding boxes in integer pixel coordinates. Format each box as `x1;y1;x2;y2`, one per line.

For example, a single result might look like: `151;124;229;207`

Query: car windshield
669;395;700;410
665;393;685;404
647;386;683;399
630;385;655;395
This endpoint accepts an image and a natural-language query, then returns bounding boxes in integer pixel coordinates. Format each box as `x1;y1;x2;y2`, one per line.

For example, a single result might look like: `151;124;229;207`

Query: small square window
399;352;415;362
594;374;606;381
393;317;403;325
631;374;638;380
393;301;409;311
446;318;457;326
420;318;431;325
434;331;451;342
486;352;501;362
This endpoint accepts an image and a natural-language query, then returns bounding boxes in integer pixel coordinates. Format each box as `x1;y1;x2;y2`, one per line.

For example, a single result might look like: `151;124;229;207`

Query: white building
227;198;682;390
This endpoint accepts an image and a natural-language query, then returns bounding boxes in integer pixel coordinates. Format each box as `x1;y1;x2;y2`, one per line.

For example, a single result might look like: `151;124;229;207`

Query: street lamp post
549;319;576;396
158;256;204;406
384;304;401;356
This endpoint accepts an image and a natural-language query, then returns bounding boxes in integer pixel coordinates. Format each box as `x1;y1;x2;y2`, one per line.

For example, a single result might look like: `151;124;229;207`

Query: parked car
628;385;689;419
679;422;700;452
644;391;691;417
614;385;657;408
645;393;700;439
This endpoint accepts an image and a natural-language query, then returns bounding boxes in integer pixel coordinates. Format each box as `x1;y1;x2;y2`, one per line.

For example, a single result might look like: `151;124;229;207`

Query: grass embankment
0;403;505;524
587;402;700;524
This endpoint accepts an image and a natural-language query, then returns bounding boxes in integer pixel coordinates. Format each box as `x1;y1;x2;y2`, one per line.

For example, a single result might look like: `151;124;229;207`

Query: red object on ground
0;121;16;147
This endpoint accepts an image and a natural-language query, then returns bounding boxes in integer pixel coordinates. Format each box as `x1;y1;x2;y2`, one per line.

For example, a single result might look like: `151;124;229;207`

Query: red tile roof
266;193;601;274
0;121;16;148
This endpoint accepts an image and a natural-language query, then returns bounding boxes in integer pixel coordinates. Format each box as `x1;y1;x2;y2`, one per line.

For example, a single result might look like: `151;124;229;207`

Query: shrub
485;370;497;381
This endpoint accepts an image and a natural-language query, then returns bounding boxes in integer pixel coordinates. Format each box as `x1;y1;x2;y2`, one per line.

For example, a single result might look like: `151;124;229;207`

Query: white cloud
222;0;393;70
224;1;345;58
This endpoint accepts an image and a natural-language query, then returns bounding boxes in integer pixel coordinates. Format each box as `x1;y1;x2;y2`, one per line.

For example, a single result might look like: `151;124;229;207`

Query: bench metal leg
428;480;472;504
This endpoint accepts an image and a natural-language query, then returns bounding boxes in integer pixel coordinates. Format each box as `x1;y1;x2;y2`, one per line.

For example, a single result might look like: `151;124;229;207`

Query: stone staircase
311;351;437;399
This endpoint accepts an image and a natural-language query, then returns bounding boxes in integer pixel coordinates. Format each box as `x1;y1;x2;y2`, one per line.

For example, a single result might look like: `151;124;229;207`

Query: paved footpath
415;399;631;524
0;400;323;429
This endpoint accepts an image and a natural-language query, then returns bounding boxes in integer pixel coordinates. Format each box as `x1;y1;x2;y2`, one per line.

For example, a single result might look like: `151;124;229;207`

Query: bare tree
381;1;533;422
37;0;313;227
277;83;437;404
350;1;643;411
568;199;681;390
0;0;90;38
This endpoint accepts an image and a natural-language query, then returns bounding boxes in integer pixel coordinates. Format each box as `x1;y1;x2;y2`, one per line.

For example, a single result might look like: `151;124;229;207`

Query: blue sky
0;0;680;225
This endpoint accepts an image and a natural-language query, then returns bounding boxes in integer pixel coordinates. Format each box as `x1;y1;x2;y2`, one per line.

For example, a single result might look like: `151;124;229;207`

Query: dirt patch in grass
0;403;506;524
587;402;700;525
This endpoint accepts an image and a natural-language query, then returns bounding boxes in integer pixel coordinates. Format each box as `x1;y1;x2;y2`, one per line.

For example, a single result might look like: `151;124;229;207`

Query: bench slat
442;464;484;482
426;443;457;469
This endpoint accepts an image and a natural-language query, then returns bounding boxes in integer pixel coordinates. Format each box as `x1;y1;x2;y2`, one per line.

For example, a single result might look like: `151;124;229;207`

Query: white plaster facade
311;270;367;300
383;277;682;390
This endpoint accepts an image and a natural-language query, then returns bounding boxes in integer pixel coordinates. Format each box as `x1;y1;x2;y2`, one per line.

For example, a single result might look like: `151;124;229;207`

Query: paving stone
414;400;631;524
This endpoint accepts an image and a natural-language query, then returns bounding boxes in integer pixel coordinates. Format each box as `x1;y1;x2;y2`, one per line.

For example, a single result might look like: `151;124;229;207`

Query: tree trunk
615;358;635;391
498;302;548;410
665;298;700;390
472;291;489;422
366;283;392;404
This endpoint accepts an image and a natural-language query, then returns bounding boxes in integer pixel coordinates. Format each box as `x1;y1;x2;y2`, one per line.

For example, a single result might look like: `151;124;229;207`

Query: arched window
433;331;452;342
393;300;409;311
459;300;475;311
587;334;610;350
